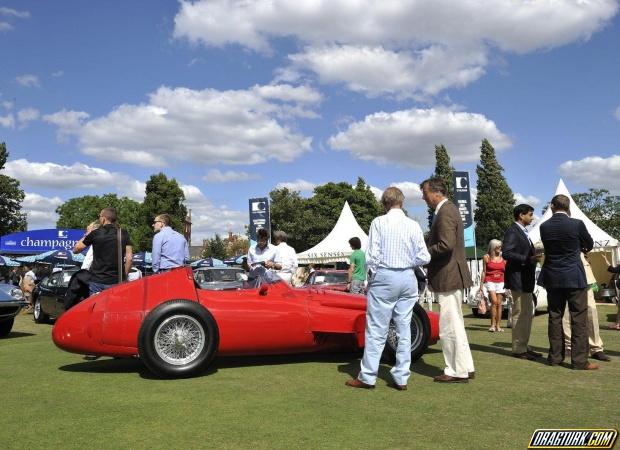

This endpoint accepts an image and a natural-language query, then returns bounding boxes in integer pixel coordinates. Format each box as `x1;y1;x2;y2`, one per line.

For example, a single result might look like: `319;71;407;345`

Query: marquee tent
297;201;368;264
528;179;619;285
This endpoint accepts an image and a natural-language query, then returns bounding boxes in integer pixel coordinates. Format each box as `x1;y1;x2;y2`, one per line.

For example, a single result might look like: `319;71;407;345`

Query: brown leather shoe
389;382;407;391
345;379;375;389
591;351;611;362
526;349;543;358
433;374;468;383
513;352;535;360
468;372;475;379
575;362;599;371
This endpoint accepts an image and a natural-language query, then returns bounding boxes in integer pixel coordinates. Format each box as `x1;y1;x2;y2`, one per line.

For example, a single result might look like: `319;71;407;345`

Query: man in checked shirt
345;187;430;390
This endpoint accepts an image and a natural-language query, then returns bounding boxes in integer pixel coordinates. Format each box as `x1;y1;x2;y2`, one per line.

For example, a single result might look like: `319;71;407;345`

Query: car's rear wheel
138;300;219;378
384;303;431;363
33;297;49;324
0;318;14;337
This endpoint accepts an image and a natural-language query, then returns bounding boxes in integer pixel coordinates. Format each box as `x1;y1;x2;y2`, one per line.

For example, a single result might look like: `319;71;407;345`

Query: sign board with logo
248;198;270;242
0;229;83;254
452;171;475;248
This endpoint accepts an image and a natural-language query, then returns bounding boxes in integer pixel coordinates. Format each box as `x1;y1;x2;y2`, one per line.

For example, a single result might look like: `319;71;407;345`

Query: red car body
53;267;439;378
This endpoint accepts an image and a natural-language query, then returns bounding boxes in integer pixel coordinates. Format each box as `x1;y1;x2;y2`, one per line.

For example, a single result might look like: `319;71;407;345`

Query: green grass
1;305;619;449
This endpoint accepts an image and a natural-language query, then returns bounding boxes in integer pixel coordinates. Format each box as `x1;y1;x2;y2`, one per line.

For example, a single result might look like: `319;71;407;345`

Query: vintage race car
53;267;439;378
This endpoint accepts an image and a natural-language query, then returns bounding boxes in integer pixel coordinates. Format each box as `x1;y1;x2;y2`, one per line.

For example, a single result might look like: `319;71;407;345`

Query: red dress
484;258;505;283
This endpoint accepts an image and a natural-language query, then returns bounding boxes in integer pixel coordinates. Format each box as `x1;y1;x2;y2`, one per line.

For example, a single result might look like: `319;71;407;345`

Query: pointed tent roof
529;179;618;249
297;201;368;264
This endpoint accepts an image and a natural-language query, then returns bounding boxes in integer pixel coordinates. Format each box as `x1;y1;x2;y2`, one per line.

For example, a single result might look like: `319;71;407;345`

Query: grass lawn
1;304;619;449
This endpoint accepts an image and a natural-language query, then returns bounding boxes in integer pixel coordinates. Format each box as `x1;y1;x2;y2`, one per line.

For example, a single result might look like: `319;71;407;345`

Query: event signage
248;197;270;242
452;171;475;247
0;229;83;254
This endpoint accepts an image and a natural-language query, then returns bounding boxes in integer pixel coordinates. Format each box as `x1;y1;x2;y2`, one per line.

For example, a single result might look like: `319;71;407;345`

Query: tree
572;189;620;239
202;234;227;260
0;143;27;235
55;194;146;250
139;173;188;251
269;187;308;251
427;144;455;228
474;139;515;248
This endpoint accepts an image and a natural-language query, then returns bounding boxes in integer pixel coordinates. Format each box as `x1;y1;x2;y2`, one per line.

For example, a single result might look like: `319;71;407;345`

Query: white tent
529;179;618;250
297;201;368;264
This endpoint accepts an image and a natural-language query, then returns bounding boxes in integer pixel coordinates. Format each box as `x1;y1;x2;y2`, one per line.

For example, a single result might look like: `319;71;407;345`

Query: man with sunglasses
152;214;189;273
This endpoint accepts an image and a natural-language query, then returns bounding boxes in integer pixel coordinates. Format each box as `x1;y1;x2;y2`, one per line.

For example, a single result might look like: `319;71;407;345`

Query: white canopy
297;201;368;264
529;179;618;250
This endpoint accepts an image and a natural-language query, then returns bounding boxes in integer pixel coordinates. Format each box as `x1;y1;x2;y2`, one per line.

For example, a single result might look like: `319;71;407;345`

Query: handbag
476;290;487;315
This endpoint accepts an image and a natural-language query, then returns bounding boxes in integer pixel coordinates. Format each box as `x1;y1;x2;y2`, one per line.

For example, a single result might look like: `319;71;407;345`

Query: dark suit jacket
426;200;473;292
502;222;536;292
538;213;593;289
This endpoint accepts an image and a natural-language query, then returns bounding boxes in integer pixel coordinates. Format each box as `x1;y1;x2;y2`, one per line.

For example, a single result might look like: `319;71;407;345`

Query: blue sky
1;1;619;243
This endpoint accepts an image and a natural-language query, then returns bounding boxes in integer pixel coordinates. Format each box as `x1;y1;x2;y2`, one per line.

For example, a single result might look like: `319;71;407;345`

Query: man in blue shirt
151;214;189;273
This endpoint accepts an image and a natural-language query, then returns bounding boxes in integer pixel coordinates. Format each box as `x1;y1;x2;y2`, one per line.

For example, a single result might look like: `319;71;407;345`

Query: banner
248;197;270;241
452;172;475;247
0;229;84;254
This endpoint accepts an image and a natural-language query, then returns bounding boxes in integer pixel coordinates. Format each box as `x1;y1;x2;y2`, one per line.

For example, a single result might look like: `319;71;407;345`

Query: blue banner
248;197;270;242
0;229;83;254
452;171;475;247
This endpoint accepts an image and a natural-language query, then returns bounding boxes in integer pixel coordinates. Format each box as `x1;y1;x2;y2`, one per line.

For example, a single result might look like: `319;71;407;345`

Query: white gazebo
297;201;368;264
528;179;619;282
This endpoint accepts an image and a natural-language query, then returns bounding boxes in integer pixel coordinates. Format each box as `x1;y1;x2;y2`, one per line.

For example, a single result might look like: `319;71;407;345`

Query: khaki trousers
435;289;474;378
511;290;534;354
562;288;603;354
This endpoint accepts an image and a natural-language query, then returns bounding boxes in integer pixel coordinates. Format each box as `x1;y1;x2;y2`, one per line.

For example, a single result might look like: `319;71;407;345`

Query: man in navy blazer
538;194;596;370
502;204;541;360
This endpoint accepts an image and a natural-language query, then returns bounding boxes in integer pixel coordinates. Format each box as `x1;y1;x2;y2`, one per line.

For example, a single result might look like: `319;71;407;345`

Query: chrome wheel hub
387;315;423;351
154;315;205;365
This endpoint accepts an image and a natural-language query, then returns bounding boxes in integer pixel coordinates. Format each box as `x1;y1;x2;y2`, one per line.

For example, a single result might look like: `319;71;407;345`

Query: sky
1;0;619;244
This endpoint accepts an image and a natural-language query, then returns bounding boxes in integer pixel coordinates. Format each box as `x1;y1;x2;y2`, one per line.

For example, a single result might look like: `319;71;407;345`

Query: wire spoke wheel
154;315;205;366
386;313;424;352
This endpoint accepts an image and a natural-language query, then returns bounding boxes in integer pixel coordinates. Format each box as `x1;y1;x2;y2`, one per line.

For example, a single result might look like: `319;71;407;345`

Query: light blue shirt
366;208;431;273
247;243;277;268
152;226;189;272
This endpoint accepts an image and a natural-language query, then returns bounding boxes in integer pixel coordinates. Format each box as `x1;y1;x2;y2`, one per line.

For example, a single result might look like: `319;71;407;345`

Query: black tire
0;318;14;337
33;297;49;324
138;299;219;378
384;303;431;363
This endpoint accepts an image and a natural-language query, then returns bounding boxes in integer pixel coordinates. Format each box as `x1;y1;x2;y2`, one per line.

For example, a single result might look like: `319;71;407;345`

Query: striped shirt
365;208;431;273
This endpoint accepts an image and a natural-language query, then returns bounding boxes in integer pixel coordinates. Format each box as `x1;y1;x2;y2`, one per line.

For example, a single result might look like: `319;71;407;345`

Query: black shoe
527;349;543;358
591;351;611;362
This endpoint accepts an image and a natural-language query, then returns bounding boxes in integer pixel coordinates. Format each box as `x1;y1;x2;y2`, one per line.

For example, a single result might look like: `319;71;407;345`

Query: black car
33;268;78;324
0;283;28;337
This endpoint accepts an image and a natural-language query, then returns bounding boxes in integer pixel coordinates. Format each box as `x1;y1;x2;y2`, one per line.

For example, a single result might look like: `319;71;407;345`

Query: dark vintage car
32;268;78;324
193;267;245;290
0;282;28;337
304;269;350;292
53;267;439;378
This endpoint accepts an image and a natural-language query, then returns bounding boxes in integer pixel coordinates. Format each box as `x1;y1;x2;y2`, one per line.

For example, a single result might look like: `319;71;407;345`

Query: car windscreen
205;269;244;282
319;272;347;284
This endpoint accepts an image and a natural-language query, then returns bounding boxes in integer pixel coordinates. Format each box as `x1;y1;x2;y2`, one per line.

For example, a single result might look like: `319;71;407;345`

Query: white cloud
275;179;317;193
17;107;39;128
2;101;14;110
514;193;541;206
0;22;12;32
329;107;511;167
559;155;620;194
22;192;63;230
51;70;64;77
43;109;90;139
72;84;318;167
173;0;617;97
614;106;620;121
370;181;425;208
0;113;15;129
15;74;40;88
0;7;30;19
203;169;261;183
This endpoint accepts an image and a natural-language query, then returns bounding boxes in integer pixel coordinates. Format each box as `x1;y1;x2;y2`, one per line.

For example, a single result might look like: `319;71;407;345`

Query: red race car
53;267;439;378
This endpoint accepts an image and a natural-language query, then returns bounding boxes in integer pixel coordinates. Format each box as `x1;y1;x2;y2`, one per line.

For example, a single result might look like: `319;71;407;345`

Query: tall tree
55;194;146;250
474;139;515;248
572;189;619;239
269;187;308;251
202;234;227;260
427;144;455;228
139;173;188;251
0;143;27;235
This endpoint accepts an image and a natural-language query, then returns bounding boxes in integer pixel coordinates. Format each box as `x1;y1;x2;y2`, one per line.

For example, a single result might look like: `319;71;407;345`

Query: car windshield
202;269;243;282
317;272;347;284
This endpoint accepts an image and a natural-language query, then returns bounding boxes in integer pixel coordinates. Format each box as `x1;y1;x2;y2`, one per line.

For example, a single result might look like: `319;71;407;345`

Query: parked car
53;266;440;378
0;282;28;337
32;268;78;324
304;269;350;292
467;284;548;318
193;267;245;290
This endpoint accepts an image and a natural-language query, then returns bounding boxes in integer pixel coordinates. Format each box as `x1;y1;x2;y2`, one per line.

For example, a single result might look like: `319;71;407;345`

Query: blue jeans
358;268;418;386
89;282;116;296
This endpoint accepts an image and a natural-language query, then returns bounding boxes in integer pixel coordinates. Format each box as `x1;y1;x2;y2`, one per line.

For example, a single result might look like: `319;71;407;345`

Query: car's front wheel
0;318;14;337
33;297;49;324
138;300;219;378
384;302;431;363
